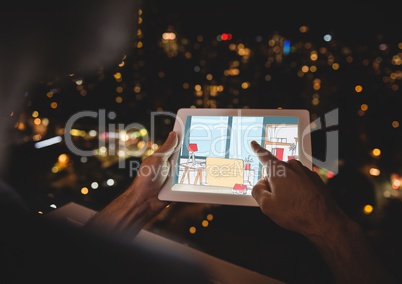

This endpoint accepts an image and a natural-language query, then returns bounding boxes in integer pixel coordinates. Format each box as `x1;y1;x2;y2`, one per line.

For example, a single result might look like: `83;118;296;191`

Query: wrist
85;186;163;236
129;178;169;216
302;207;354;244
115;187;159;228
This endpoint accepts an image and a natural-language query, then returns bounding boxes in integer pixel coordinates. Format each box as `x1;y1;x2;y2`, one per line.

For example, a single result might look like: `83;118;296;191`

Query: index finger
250;140;280;165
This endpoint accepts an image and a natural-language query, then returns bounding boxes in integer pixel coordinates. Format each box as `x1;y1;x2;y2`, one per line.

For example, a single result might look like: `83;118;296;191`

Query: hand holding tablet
158;108;312;206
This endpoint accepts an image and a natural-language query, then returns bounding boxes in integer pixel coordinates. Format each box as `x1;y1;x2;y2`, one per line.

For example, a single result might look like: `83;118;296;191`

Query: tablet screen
159;108;312;206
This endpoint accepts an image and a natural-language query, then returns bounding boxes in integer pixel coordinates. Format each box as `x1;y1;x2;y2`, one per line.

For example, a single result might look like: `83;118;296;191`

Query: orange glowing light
189;226;196;234
363;205;373;215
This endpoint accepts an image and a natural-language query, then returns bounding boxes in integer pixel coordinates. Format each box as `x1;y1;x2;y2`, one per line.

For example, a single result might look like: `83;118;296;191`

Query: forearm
83;132;176;238
307;217;396;284
84;182;167;238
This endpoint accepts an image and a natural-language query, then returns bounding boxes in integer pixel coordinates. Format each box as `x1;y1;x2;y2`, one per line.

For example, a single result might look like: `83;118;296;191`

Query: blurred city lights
363;204;374;215
34;136;62;149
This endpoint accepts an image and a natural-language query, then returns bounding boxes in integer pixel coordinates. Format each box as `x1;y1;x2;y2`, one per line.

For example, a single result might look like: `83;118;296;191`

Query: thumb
153;131;178;160
252;177;273;215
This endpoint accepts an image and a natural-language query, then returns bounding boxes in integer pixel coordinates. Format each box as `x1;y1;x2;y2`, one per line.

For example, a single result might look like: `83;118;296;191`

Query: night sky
149;0;401;43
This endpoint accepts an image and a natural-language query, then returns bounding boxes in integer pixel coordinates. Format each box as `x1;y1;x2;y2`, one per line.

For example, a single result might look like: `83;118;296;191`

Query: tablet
158;108;312;207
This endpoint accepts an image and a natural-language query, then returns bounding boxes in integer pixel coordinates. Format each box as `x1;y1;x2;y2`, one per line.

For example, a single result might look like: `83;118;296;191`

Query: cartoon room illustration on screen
171;115;299;195
264;124;299;161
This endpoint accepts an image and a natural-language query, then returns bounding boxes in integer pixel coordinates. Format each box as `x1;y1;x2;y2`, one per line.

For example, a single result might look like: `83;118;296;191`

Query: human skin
85;131;177;238
250;140;396;284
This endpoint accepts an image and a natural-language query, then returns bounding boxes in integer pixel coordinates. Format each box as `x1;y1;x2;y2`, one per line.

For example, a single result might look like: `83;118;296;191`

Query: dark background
4;1;402;283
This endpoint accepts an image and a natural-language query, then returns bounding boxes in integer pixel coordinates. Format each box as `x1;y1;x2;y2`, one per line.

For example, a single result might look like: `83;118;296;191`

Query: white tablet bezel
158;108;312;207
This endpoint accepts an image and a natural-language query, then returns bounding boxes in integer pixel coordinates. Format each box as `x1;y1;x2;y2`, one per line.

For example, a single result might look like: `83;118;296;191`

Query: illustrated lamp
188;143;198;164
